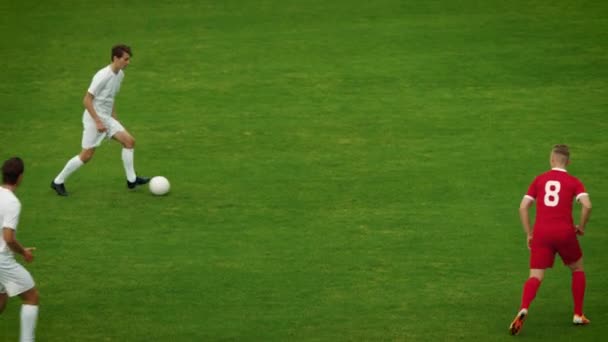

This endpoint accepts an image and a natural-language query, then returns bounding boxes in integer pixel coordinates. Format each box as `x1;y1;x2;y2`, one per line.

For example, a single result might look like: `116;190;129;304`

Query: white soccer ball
149;176;170;196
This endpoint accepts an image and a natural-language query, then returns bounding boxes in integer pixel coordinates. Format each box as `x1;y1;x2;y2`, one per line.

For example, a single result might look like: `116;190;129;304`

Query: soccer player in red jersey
509;145;592;335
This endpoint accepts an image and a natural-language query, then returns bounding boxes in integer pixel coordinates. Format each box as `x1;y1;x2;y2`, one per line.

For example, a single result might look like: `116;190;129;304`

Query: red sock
572;271;586;316
520;277;541;310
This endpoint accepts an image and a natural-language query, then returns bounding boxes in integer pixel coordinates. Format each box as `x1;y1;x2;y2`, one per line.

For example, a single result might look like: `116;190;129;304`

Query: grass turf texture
1;0;607;340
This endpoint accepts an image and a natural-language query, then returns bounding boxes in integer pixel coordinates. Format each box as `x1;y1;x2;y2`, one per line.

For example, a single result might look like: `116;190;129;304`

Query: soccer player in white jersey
0;157;39;341
51;44;149;196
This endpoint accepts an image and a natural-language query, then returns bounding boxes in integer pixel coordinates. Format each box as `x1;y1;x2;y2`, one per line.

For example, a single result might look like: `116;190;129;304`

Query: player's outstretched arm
576;195;592;235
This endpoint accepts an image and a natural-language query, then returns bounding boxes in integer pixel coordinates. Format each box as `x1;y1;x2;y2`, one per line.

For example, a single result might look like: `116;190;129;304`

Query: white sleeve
87;70;110;97
2;200;21;230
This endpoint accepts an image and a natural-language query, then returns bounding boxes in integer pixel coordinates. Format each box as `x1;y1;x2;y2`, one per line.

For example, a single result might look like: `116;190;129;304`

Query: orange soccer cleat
573;314;590;325
509;309;528;335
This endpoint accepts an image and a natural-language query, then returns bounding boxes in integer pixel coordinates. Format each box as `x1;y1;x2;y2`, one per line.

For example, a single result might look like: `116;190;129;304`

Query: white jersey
0;187;34;297
84;65;124;118
0;187;21;258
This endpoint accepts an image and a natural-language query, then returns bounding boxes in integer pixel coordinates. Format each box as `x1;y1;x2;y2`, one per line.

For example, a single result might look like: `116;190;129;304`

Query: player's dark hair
2;157;24;185
552;144;570;161
111;44;132;61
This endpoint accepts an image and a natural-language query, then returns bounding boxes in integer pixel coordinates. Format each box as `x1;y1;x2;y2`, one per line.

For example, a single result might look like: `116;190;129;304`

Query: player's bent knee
118;136;135;149
80;150;95;163
529;269;545;281
568;258;584;272
126;137;135;149
19;288;39;305
570;264;584;272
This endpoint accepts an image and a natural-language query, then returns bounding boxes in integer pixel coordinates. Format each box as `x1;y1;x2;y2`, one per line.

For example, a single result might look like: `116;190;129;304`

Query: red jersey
525;168;587;236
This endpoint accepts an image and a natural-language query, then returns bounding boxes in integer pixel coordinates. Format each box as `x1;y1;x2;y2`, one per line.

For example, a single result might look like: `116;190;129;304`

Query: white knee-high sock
20;304;38;342
122;148;136;182
54;156;84;184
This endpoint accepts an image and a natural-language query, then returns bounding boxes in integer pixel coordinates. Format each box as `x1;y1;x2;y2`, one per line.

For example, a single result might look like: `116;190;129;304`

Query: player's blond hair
552;144;570;164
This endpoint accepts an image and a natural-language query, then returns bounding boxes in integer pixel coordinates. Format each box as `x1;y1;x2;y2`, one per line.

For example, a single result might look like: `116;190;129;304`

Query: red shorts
529;230;582;269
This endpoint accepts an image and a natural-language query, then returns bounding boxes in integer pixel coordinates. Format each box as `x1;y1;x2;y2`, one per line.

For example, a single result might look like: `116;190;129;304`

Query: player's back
528;168;586;233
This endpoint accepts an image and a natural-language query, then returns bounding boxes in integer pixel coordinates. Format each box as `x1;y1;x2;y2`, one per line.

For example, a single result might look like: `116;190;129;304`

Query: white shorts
0;257;35;297
82;113;125;149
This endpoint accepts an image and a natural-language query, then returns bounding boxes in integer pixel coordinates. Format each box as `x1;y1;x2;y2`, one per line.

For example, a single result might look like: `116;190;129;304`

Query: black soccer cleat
51;181;68;196
127;176;150;189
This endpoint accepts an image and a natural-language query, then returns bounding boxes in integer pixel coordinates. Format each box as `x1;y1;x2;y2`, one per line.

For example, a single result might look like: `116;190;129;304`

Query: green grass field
1;0;607;340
